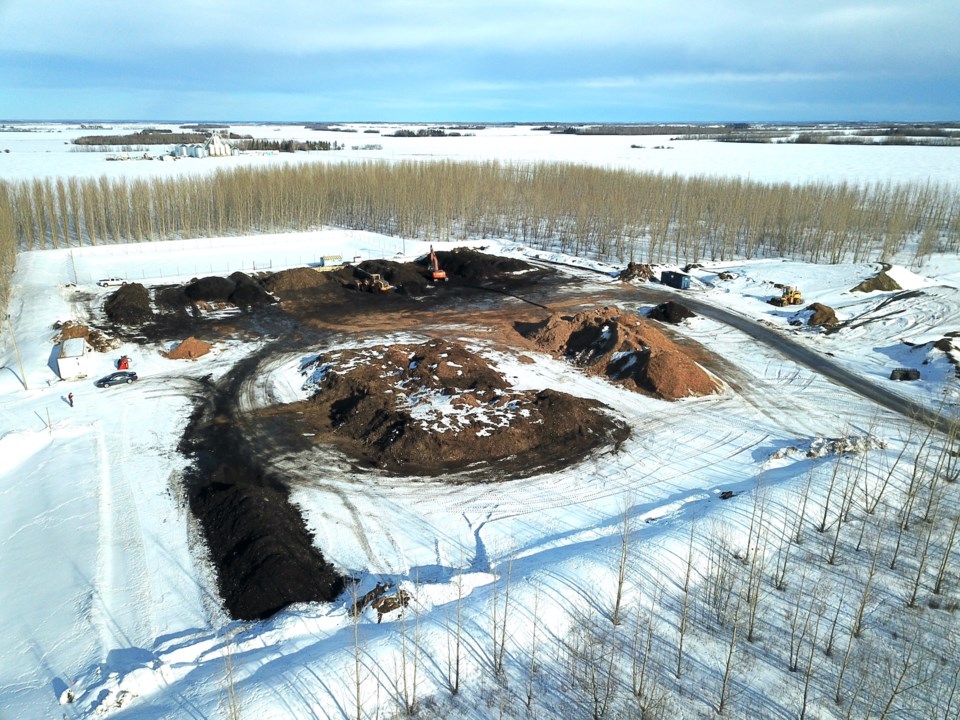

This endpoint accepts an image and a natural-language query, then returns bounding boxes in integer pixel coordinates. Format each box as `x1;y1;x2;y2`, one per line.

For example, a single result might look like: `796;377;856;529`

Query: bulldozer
768;286;803;307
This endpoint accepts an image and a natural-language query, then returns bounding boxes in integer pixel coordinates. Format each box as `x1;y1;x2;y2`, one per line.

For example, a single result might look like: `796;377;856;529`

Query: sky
0;0;957;122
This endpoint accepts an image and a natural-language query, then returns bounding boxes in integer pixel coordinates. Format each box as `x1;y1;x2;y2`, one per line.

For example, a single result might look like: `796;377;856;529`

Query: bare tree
612;503;633;626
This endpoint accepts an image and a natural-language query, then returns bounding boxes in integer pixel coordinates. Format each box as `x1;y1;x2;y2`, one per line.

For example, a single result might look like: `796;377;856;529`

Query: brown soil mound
807;302;839;328
262;266;340;294
851;271;902;293
184;272;276;307
53;320;116;352
433;248;538;283
647;301;696;324
104;282;154;325
355;259;430;293
272;340;628;477
165;336;213;359
619;262;656;282
521;306;718;400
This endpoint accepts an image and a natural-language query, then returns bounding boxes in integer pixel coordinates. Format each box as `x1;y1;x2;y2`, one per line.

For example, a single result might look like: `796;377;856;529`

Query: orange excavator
428;245;447;282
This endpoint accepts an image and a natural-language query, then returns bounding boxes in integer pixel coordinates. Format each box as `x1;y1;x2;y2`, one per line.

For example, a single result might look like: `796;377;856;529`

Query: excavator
428;245;447;282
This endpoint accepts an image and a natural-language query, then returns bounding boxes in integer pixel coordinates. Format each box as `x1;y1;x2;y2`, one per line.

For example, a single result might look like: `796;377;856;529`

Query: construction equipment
354;268;394;292
427;245;447;282
768;286;803;306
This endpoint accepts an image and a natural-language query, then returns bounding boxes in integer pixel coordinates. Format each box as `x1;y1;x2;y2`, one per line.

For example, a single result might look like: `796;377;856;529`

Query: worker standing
67;392;74;408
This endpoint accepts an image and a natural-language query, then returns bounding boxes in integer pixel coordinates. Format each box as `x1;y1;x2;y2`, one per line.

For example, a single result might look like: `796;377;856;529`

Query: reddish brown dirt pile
53;320;116;352
264;340;628;477
104;282;154;325
521;306;718;400
647;301;696;324
165;336;213;359
807;302;839;328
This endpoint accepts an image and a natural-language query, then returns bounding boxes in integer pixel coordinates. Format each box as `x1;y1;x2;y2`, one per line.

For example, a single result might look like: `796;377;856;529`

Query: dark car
94;370;139;388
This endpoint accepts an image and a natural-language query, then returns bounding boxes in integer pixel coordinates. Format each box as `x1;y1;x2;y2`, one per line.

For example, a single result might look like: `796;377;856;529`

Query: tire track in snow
92;403;153;651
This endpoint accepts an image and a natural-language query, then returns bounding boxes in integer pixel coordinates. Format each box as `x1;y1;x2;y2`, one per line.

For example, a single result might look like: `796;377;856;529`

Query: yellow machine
769;286;803;306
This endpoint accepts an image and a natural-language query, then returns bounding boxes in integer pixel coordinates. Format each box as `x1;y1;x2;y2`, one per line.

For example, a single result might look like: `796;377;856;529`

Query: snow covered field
3;122;960;187
2;127;960;719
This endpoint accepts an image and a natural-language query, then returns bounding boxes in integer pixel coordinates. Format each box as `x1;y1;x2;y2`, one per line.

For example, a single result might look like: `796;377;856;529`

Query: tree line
0;160;957;309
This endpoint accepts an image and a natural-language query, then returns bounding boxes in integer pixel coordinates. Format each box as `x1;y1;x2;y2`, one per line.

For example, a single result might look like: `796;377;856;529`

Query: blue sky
0;0;957;122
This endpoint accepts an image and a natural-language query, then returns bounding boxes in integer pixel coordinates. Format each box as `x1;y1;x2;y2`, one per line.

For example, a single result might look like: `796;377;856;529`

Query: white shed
57;337;94;381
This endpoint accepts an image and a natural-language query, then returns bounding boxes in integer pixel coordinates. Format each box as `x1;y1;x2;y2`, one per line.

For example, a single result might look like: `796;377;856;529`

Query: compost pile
354;259;431;293
104;282;154;325
164;336;213;359
274;340;627;477
431;248;537;283
261;266;349;295
184;271;276;307
647;301;696;324
521;306;718;400
806;302;839;328
851;270;902;293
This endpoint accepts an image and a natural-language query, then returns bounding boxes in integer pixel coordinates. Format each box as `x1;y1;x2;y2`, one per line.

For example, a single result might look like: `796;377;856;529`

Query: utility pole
4;315;27;390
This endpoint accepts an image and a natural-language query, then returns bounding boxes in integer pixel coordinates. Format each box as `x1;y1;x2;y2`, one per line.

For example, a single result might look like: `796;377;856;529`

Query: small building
660;270;691;289
57;337;94;381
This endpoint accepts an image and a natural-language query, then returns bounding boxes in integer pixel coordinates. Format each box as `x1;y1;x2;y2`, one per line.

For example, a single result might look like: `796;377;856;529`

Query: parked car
97;277;125;287
94;370;138;388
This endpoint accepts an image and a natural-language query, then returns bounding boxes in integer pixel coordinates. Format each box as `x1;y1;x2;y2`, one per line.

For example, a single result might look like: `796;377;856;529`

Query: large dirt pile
355;259;430;293
521;306;718;400
852;270;902;293
807;302;839;328
180;396;345;621
164;336;213;359
184;272;275;307
647;301;696;324
431;248;537;283
104;282;154;324
272;340;628;477
261;266;347;294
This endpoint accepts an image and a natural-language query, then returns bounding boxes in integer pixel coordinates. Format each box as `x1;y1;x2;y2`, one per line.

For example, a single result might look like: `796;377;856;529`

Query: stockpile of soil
355;259;430;293
275;340;628;477
520;306;718;400
619;262;656;282
647;301;696;324
852;270;902;293
53;320;116;352
434;248;537;283
104;282;154;325
261;266;346;295
807;302;839;328
164;336;213;359
184;272;275;307
180;392;345;621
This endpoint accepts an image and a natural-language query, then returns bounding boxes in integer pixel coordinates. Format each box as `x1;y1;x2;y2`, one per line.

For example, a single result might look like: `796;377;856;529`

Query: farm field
1;124;960;719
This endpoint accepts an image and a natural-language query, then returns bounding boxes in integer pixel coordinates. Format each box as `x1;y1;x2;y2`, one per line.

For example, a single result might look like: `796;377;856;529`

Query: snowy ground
2;225;959;718
3;124;960;719
2;122;960;187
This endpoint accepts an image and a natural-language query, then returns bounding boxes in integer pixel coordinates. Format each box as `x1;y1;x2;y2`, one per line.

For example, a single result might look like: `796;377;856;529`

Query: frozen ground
1;225;959;718
2;122;960;187
2;123;960;718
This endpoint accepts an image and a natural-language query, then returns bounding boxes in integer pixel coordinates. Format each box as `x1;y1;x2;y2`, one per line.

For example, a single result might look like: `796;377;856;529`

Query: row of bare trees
1;161;958;297
346;414;960;718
